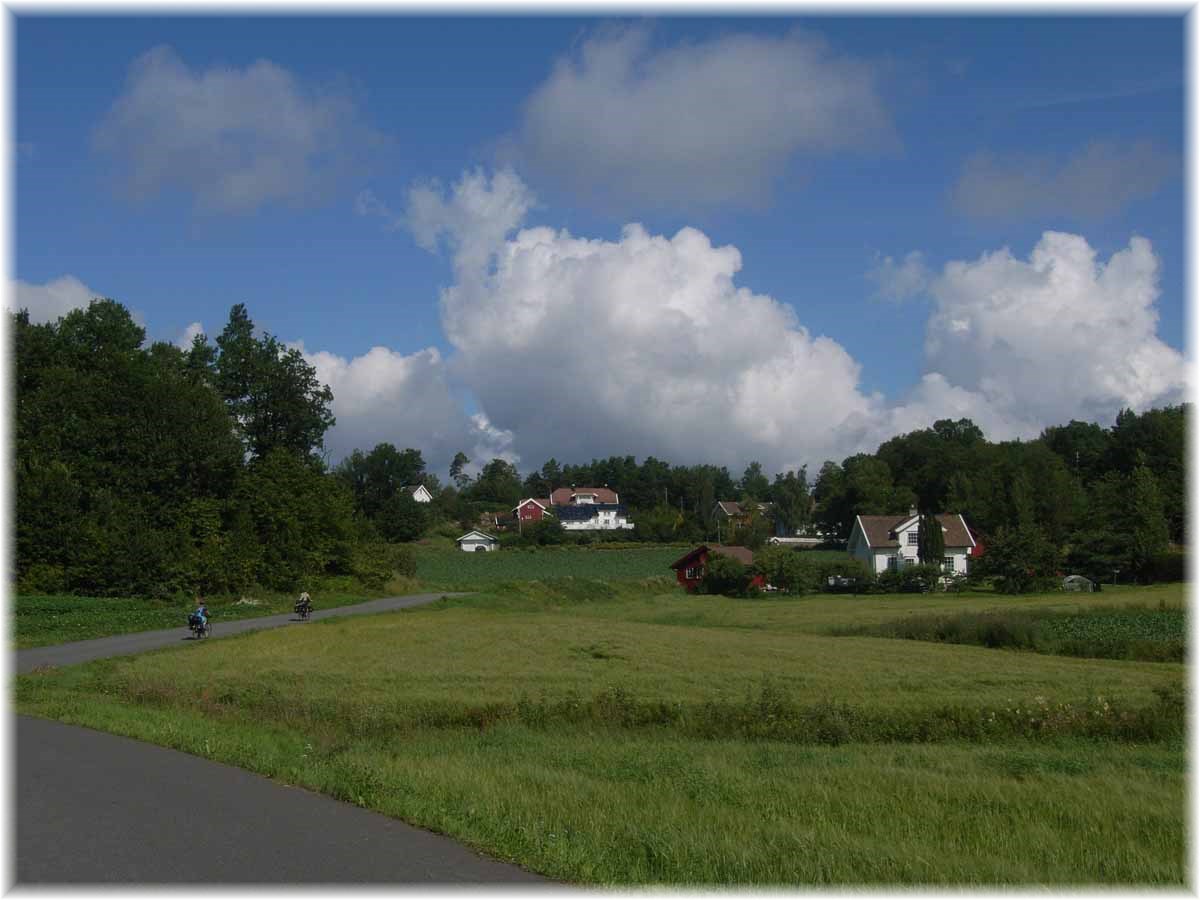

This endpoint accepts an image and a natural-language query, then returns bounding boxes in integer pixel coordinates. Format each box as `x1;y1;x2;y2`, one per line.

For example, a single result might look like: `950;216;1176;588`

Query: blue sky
13;14;1187;476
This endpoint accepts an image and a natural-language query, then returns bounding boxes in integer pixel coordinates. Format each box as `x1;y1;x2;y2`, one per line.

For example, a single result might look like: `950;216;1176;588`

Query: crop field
413;546;686;588
17;579;1185;885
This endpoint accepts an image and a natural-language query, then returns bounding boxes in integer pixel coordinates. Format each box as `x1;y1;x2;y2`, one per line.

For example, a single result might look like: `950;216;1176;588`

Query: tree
209;304;335;459
700;553;757;597
376;490;429;543
917;512;945;566
978;523;1059;594
739;461;770;500
335;443;426;520
1128;463;1170;581
449;451;471;490
770;468;810;535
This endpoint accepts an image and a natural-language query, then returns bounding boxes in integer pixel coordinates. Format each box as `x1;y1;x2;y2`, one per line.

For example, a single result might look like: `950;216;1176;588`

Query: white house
548;486;635;531
456;530;499;552
847;510;975;576
404;484;433;503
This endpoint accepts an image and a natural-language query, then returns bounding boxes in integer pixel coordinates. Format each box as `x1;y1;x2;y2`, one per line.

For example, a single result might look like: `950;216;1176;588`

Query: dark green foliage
977;523;1060;594
875;563;944;594
353;543;417;589
699;554;757;597
514;518;567;547
917;512;944;565
376;491;429;543
836;605;1185;663
14;301;357;599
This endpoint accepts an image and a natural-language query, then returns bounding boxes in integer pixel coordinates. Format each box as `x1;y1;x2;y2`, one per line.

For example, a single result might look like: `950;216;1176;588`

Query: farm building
513;498;551;523
456;530;499;552
669;545;764;592
846;509;974;575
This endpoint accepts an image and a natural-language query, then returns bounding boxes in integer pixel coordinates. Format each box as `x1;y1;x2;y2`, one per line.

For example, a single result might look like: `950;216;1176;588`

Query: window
684;566;701;580
907;532;919;545
943;557;954;573
887;556;898;572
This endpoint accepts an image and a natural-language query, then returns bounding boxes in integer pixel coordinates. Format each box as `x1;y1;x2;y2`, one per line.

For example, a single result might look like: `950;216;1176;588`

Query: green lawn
413;545;687;588
17;579;1186;885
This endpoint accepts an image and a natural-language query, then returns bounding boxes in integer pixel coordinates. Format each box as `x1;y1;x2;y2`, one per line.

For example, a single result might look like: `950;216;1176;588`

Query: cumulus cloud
950;140;1177;221
516;27;893;210
867;251;930;301
10;275;100;324
296;342;514;473
94;45;383;213
387;169;1184;475
916;231;1185;431
176;321;205;350
400;168;880;474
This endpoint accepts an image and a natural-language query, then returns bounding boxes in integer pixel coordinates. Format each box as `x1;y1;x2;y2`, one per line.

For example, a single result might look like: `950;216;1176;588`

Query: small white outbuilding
456;530;499;552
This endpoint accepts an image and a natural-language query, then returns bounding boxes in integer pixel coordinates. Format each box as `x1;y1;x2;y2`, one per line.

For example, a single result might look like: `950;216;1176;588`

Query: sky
12;13;1188;480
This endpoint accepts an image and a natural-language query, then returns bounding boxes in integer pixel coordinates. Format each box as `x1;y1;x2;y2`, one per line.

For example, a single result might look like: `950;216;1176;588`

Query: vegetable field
414;546;684;587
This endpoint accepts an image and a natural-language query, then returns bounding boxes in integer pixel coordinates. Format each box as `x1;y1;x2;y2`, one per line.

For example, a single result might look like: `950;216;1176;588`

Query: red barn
513;498;551;523
669;545;764;592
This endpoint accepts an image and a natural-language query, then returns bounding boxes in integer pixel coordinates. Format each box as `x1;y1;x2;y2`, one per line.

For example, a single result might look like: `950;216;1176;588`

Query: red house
513;498;551;522
669;545;764;592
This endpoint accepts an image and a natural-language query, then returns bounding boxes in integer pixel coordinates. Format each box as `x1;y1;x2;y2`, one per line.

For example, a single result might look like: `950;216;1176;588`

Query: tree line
14;299;1186;598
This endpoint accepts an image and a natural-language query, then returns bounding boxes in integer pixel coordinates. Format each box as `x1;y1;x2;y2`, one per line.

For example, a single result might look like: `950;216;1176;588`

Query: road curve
17;592;468;673
16;715;550;883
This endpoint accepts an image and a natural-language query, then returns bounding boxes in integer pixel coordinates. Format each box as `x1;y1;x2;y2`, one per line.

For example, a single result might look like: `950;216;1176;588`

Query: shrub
876;563;943;593
1146;550;1187;584
353;542;417;589
700;553;757;597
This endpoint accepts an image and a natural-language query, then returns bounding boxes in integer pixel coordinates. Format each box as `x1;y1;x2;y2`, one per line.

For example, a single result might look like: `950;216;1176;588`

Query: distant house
513;498;551;523
404;484;433;504
456;530;499;552
847;509;975;576
713;500;791;537
669;544;764;592
546;486;634;531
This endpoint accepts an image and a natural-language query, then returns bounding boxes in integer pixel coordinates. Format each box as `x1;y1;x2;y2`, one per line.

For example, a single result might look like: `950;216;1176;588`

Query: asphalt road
16;716;549;883
16;591;468;673
17;590;552;884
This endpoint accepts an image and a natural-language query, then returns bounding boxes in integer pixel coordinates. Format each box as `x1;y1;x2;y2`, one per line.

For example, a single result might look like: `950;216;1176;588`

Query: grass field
13;577;388;648
17;579;1186;885
413;545;688;588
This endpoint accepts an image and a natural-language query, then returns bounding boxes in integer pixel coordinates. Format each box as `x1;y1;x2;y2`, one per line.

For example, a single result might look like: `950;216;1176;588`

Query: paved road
17;716;549;883
17;592;468;673
18;590;553;884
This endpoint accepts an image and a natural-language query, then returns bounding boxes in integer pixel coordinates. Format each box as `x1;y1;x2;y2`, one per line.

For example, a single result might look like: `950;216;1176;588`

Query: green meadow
17;578;1185;885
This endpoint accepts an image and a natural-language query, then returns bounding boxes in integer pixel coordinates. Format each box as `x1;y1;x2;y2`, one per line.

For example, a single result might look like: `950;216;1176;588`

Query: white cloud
516;27;893;210
296;342;513;473
950;140;1177;221
176;321;205;350
402;168;880;474
392;169;1185;475
867;251;930;302
94;45;382;214
10;275;99;324
917;231;1185;431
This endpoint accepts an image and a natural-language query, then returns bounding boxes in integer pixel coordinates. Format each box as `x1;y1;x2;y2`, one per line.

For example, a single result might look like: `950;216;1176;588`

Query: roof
513;498;549;512
853;514;974;550
669;544;755;570
456;530;498;542
715;500;773;517
549;486;619;505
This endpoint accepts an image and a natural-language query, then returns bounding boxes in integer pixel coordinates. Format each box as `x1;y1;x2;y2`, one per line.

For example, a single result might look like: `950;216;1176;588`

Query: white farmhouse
548;486;635;532
847;510;975;576
456;530;499;552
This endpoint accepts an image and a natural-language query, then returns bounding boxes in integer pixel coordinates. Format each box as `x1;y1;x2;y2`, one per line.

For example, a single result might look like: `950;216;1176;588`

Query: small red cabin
513;498;550;522
669;545;764;592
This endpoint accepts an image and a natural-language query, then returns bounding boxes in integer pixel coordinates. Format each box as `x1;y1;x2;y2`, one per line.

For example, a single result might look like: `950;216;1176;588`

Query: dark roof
549;486;619;505
669;544;755;570
854;514;974;549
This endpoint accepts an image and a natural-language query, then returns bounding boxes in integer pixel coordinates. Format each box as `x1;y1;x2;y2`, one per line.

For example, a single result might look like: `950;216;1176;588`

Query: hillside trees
14;301;354;596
